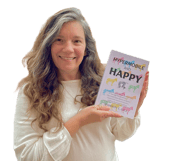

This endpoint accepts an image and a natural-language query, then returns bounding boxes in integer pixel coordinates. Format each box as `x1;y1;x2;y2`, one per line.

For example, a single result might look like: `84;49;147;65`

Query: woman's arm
63;115;81;137
110;112;141;141
14;86;72;161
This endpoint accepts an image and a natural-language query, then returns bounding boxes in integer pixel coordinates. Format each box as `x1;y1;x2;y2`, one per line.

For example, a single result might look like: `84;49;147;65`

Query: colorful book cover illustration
95;50;149;119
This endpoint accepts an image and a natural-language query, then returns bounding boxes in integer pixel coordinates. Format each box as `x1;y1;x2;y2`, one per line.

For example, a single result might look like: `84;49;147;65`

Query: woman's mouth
59;56;76;60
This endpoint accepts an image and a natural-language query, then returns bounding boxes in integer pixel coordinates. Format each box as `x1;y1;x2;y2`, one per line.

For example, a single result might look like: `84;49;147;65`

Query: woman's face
51;21;86;79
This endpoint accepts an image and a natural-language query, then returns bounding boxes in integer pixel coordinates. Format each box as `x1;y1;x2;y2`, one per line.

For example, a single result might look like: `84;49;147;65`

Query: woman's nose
62;41;74;53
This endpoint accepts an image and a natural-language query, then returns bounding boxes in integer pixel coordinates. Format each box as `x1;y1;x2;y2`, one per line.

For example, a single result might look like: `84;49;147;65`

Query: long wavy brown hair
16;8;105;133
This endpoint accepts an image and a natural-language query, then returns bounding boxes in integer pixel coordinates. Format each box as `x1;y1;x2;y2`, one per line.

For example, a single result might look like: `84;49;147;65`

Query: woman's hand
77;105;122;127
134;71;149;117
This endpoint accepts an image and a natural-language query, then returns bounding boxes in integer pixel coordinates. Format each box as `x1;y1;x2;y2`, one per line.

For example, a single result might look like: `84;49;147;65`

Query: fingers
146;71;149;75
101;111;122;118
95;105;110;111
94;105;122;119
142;71;149;92
110;111;122;117
145;71;149;81
100;106;111;111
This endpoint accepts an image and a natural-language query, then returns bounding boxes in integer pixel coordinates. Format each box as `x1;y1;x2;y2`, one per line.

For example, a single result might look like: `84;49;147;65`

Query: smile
59;56;76;60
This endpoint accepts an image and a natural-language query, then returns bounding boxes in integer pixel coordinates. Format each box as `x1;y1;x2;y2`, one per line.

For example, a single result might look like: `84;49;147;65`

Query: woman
14;7;149;161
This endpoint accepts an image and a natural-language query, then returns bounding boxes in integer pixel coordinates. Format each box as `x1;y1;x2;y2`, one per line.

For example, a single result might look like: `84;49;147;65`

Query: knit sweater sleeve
13;85;72;161
110;112;141;141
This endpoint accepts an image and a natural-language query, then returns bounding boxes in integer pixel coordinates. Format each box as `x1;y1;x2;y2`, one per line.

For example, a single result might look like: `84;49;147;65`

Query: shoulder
15;88;28;122
101;63;107;71
102;63;106;67
18;83;28;95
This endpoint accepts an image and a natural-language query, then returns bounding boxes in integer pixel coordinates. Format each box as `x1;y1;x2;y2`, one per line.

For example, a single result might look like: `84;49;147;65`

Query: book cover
95;50;149;119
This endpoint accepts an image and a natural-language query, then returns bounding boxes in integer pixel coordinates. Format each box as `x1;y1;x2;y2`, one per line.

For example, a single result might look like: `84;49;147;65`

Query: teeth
60;56;75;60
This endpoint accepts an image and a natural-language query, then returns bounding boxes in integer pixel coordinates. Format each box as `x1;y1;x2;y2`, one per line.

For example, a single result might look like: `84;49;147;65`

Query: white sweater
14;79;141;161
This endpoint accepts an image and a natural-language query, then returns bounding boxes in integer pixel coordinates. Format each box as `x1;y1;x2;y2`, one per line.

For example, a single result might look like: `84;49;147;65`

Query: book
95;50;149;119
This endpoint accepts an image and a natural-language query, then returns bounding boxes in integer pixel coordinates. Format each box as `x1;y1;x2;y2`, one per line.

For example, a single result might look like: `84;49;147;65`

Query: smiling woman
14;7;143;161
51;21;86;81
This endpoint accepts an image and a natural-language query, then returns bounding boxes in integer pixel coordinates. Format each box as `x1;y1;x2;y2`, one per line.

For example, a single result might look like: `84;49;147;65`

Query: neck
58;71;81;81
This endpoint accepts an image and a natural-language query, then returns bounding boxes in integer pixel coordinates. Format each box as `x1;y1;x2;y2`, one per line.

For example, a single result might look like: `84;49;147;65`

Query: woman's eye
56;38;62;42
75;40;81;43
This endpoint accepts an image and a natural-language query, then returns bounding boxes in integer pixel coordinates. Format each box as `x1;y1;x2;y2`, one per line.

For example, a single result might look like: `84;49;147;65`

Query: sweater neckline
60;79;81;84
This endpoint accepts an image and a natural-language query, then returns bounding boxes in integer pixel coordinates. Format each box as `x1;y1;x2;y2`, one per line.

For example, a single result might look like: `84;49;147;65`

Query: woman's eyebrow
73;36;84;40
56;35;84;40
57;35;64;38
